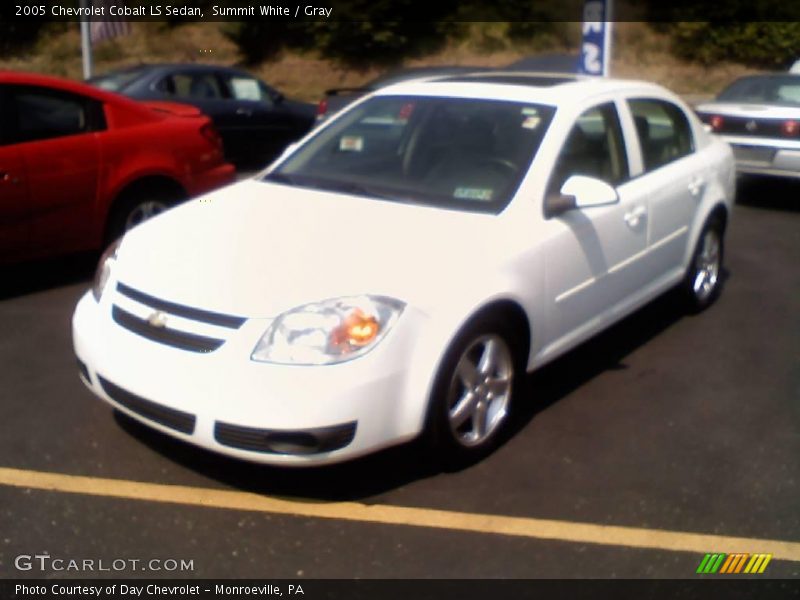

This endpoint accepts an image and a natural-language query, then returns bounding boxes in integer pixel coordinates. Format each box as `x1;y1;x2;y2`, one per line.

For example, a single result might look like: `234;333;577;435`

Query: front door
9;85;101;257
543;101;651;352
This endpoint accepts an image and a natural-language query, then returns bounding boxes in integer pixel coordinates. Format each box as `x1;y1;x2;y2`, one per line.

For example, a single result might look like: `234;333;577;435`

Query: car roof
375;71;664;107
94;63;252;78
0;70;146;106
367;65;491;88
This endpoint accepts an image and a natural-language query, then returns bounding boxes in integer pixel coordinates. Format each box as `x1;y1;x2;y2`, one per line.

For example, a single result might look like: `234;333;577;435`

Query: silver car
696;74;800;179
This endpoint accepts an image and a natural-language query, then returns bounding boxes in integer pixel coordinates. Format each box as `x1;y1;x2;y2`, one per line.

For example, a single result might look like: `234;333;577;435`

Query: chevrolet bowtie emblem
147;311;168;328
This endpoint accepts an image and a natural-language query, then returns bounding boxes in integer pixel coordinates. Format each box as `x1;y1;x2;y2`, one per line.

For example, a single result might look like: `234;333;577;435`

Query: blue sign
579;0;611;76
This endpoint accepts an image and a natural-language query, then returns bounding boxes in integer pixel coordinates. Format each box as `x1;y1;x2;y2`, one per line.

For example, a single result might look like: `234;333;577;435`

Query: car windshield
717;75;800;107
91;68;148;92
264;95;555;213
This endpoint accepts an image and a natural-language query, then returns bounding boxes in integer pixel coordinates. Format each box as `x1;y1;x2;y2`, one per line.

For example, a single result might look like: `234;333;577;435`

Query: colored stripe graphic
696;554;713;573
697;553;727;574
744;554;773;574
698;552;773;574
720;553;748;573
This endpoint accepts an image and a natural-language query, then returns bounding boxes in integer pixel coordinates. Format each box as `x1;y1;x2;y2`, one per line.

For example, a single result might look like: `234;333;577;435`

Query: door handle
623;206;646;228
0;171;19;184
688;176;706;196
236;108;253;117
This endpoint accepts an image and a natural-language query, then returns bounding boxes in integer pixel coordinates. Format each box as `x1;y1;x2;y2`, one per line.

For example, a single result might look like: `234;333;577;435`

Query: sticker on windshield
339;136;364;152
521;107;540;116
398;102;415;121
454;187;493;201
522;115;541;129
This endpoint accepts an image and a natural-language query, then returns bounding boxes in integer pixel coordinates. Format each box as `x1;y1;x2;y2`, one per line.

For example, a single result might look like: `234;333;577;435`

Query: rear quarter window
6;85;106;144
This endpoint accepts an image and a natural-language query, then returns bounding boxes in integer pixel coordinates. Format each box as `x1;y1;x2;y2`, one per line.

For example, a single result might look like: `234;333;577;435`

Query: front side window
628;98;694;172
264;95;555;213
548;102;628;194
91;67;147;92
7;86;104;144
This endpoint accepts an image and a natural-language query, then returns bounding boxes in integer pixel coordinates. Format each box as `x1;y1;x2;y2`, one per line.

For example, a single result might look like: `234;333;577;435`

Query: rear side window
221;75;274;105
0;85;10;145
627;99;694;172
7;86;105;144
159;73;226;100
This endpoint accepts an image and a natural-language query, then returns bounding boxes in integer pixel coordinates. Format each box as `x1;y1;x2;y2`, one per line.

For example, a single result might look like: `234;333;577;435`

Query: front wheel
682;216;724;312
425;318;522;467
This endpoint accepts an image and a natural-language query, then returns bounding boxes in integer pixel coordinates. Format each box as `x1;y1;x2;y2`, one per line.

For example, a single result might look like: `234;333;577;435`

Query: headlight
251;295;405;365
92;239;121;302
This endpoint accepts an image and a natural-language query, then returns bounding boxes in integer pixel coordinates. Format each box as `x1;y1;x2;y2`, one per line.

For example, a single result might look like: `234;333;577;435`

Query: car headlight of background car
252;295;405;365
92;238;122;302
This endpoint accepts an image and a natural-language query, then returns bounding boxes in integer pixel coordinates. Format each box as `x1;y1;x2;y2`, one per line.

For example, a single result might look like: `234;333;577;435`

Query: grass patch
0;21;758;102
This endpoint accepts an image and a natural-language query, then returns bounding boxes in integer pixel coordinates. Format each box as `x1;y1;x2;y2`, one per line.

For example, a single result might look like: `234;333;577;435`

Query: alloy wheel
446;334;514;448
693;228;721;302
124;200;168;230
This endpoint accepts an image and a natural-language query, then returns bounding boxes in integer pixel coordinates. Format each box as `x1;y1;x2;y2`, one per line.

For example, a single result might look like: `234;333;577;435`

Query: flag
90;0;132;44
579;0;612;76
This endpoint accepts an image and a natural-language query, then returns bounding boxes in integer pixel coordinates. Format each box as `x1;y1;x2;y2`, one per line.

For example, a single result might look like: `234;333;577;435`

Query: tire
424;315;524;468
105;186;182;246
682;215;725;313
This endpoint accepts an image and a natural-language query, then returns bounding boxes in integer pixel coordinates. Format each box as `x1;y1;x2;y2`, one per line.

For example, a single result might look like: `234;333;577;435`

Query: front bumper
72;288;421;466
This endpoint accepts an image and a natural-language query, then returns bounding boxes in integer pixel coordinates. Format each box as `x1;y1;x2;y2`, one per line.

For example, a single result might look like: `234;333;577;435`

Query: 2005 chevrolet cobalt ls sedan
73;72;735;467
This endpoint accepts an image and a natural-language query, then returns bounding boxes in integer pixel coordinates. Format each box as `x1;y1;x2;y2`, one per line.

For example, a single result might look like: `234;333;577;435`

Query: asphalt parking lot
0;177;798;581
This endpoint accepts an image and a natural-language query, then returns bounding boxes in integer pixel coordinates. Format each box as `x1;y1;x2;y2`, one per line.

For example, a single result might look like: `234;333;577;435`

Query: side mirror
545;175;619;217
271;91;285;104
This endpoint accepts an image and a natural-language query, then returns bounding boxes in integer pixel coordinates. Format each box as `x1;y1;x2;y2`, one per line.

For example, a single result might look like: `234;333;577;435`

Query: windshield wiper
265;173;407;202
263;172;298;186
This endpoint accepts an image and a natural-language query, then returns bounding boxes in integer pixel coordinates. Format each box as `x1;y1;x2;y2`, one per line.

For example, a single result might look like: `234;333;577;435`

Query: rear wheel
682;215;724;312
425;316;523;467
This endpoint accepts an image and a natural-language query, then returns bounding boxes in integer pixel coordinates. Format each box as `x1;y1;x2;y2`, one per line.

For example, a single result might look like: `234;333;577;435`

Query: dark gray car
90;64;316;168
316;65;490;123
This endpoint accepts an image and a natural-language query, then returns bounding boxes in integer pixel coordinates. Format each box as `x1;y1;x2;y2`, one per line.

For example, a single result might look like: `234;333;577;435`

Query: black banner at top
3;0;800;22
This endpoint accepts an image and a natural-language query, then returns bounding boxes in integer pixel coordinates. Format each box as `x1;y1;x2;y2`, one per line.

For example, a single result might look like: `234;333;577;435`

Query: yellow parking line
1;466;799;562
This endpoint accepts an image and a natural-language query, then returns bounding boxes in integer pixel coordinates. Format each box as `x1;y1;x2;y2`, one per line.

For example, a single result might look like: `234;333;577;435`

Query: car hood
114;180;503;318
695;101;800;119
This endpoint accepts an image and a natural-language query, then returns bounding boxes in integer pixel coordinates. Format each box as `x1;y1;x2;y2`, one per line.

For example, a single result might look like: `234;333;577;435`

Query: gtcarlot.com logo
696;553;772;574
14;553;194;573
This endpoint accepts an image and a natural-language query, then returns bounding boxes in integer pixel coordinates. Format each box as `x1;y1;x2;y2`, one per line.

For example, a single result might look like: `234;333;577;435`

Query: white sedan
73;73;735;467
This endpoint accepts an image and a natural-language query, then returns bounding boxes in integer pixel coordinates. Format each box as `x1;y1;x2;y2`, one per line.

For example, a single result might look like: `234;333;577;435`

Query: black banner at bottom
2;579;800;600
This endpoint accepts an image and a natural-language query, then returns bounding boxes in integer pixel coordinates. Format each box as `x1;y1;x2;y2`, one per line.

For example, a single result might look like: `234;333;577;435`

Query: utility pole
80;0;93;79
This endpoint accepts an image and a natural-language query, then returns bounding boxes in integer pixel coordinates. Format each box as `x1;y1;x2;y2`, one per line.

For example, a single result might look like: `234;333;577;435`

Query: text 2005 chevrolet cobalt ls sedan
73;73;735;467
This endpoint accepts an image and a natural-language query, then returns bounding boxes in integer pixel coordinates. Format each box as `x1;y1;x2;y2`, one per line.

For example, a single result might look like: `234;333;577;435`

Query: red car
0;71;235;264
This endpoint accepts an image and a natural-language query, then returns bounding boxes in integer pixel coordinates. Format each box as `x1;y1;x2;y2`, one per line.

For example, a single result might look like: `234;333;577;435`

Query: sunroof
435;74;579;87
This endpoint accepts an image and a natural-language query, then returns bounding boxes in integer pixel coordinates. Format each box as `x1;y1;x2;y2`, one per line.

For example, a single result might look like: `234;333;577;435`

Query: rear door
155;71;243;159
218;72;298;165
624;98;701;278
8;85;103;256
0;85;31;261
